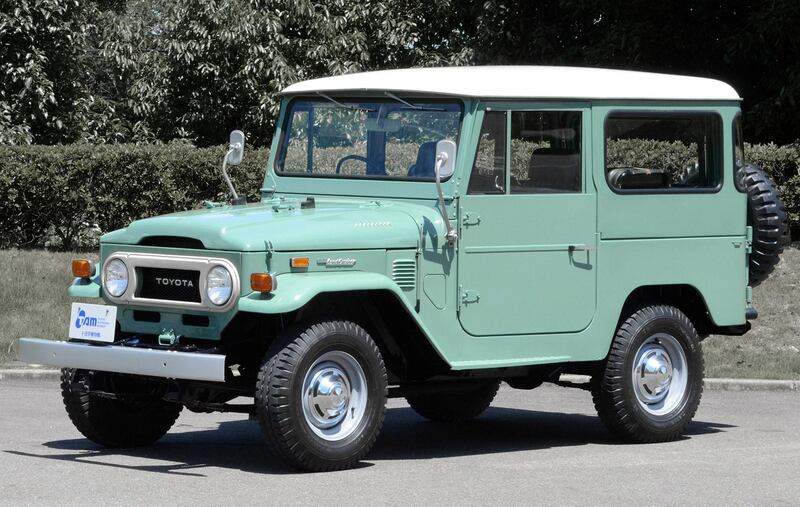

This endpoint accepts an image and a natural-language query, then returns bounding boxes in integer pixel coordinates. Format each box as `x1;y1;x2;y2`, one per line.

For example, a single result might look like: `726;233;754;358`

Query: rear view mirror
227;130;245;166
435;139;457;179
366;117;401;132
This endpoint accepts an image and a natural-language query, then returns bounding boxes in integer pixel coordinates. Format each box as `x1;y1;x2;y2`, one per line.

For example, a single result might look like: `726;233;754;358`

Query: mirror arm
434;153;458;245
222;143;240;201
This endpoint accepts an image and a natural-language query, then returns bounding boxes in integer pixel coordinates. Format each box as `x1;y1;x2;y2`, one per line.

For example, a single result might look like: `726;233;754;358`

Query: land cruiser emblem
155;277;194;287
316;258;357;267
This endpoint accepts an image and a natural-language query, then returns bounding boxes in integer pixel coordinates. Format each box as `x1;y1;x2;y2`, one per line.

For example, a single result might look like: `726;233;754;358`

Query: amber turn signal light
250;273;275;292
290;257;310;269
72;259;94;278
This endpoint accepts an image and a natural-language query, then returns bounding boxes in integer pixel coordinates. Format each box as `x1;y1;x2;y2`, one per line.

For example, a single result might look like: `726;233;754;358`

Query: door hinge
745;226;753;254
460;288;480;306
463;212;481;227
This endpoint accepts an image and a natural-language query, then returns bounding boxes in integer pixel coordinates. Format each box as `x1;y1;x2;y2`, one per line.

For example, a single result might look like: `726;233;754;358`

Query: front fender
237;271;411;315
236;271;449;365
67;276;102;298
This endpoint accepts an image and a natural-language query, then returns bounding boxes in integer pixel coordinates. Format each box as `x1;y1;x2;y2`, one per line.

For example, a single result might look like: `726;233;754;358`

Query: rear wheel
591;305;703;442
61;369;182;447
256;320;387;472
406;379;501;423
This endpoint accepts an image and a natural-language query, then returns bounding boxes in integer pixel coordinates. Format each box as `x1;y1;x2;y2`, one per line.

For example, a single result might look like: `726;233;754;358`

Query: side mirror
435;139;457;179
222;130;246;205
433;139;458;245
227;130;245;165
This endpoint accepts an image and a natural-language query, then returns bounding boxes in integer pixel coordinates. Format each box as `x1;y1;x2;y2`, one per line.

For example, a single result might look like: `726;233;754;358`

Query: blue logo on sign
75;309;97;329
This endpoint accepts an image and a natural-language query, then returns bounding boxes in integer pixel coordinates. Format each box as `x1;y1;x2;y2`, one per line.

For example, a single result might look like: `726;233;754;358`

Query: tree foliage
0;0;797;146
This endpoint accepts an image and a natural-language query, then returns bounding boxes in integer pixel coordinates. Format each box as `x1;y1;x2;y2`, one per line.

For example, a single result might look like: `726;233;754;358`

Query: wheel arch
236;272;451;381
618;284;715;337
296;290;451;382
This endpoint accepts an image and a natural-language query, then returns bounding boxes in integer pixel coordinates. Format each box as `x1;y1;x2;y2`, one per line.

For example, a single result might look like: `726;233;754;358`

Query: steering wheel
335;154;369;174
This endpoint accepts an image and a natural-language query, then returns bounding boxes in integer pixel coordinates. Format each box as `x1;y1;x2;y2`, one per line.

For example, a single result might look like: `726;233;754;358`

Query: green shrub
0;141;798;251
745;143;800;227
0;144;268;250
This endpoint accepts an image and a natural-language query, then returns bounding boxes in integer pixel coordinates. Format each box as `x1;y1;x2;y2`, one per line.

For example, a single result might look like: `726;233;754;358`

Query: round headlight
103;258;129;297
206;266;232;306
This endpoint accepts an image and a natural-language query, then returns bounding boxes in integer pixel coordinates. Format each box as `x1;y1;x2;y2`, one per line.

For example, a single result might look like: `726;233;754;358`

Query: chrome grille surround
102;252;240;312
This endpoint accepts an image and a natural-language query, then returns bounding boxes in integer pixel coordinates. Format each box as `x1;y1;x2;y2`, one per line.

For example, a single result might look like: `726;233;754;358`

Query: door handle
568;245;595;252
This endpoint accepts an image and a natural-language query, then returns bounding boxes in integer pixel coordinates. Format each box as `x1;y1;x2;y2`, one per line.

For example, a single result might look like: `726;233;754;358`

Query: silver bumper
18;338;226;382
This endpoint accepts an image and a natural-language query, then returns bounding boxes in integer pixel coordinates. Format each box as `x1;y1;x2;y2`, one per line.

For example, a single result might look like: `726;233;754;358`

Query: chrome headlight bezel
103;258;129;297
206;265;233;306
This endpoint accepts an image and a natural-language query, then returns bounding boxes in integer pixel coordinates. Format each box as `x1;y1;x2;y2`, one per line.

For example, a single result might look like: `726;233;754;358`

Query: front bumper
18;338;226;382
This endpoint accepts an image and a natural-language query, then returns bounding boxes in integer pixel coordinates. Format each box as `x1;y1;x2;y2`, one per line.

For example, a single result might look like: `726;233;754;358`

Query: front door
458;104;597;336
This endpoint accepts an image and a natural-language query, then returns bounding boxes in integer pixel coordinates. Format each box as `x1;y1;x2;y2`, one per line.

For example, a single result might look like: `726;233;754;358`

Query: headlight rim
206;264;233;306
103;258;129;297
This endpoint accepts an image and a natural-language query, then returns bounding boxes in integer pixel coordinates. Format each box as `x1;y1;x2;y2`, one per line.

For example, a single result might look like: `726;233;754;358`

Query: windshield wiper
316;92;376;112
384;92;446;111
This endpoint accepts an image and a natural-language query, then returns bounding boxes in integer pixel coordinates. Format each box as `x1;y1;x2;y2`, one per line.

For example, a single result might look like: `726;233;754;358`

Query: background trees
0;0;797;146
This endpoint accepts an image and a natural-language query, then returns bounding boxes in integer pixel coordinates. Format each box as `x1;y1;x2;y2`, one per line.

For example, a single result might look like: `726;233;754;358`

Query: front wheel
61;369;182;447
256;320;387;472
591;305;704;443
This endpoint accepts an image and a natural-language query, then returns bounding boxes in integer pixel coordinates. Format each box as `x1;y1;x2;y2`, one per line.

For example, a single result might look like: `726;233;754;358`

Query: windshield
275;98;462;180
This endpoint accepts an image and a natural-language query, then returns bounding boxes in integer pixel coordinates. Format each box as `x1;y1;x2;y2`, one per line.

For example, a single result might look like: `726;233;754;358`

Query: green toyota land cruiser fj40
19;66;788;472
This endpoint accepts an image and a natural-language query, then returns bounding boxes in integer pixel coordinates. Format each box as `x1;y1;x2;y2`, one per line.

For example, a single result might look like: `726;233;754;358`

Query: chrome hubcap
305;367;351;428
632;333;688;417
301;351;367;441
635;348;673;403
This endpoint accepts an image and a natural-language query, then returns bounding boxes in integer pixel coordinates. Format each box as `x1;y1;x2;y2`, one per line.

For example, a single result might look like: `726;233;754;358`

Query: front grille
138;267;201;303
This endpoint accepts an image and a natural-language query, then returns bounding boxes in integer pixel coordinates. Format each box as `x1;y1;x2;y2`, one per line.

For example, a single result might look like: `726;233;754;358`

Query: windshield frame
273;96;465;182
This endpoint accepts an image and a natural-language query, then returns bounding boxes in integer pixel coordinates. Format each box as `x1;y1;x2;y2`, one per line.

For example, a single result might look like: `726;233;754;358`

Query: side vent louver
392;259;416;290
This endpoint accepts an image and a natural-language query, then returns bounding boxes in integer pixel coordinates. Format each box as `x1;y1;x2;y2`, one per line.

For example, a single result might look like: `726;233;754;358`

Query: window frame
468;105;587;195
603;110;725;195
274;96;465;182
468;109;508;195
509;109;583;195
732;112;746;193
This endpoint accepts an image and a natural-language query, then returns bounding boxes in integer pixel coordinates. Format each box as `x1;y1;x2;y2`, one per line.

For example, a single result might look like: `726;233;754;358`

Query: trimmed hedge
0;144;268;250
0;142;798;250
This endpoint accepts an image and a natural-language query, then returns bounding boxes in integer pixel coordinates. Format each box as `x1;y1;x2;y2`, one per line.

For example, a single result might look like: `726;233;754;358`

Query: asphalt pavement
1;379;798;506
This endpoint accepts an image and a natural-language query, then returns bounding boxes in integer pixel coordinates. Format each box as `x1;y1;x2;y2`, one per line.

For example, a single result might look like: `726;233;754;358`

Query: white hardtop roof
281;66;740;101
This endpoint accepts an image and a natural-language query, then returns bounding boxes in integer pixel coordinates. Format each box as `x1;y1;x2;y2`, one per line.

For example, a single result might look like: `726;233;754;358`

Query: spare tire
744;163;789;286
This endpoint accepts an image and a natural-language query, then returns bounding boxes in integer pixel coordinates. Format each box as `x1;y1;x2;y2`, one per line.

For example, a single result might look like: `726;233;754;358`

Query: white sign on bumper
68;303;117;343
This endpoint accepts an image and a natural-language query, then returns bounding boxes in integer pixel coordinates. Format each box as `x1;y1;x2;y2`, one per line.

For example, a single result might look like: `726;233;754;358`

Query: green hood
101;197;432;252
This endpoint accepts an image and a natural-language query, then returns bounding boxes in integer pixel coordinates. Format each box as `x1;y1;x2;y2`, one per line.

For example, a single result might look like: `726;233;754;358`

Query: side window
468;111;506;194
733;114;746;192
605;113;722;191
511;111;582;193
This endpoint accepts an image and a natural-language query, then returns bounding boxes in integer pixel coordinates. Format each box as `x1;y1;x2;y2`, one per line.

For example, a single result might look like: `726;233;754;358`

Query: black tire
256;320;387;472
591;305;703;443
744;163;789;286
406;380;501;423
61;369;182;447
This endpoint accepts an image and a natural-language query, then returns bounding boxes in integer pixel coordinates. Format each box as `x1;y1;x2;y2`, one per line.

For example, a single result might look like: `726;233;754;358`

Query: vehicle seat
407;141;437;178
527;148;581;192
607;168;670;189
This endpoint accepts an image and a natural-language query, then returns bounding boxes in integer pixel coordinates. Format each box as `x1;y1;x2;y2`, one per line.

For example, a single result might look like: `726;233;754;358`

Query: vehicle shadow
4;406;735;475
370;406;734;460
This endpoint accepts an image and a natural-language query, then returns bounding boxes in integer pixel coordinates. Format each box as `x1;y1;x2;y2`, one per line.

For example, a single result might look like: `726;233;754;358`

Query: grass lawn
1;247;798;379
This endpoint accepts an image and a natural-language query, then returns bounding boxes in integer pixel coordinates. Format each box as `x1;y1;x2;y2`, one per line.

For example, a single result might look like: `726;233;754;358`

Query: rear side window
733;114;746;192
468;111;507;194
511;111;582;193
605;113;722;192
